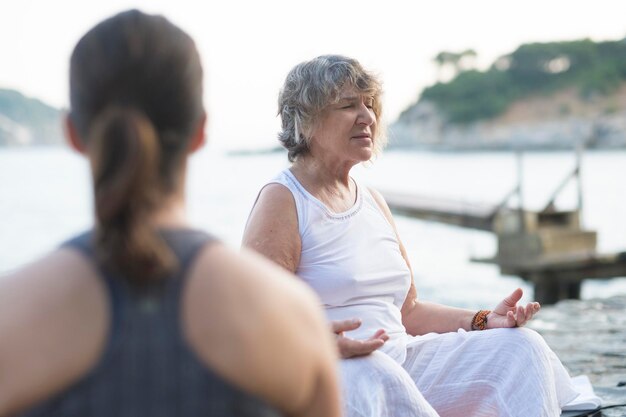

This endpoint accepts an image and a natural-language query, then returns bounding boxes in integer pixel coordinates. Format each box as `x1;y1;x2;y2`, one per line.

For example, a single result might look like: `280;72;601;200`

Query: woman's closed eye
339;102;372;110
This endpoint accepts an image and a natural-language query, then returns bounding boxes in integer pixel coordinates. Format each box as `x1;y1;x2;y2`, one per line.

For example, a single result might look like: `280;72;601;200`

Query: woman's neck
291;155;355;187
149;190;189;228
290;157;358;212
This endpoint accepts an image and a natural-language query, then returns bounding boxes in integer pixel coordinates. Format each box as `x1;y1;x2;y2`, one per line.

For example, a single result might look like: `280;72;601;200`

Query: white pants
339;328;578;417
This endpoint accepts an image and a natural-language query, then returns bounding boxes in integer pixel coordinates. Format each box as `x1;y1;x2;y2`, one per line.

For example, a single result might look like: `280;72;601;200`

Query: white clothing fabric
401;328;578;416
339;351;438;417
339;328;578;417
272;169;410;362
267;169;579;417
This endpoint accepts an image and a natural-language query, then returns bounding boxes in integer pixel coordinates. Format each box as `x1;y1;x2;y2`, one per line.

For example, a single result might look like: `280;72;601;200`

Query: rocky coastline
390;86;626;152
528;295;626;416
0;89;64;147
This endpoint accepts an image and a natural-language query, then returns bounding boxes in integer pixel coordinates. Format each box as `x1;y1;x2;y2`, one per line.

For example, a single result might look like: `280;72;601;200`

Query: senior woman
243;55;580;417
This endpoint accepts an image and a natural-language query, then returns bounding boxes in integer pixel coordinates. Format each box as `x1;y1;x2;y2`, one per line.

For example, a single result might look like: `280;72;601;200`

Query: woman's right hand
331;319;389;359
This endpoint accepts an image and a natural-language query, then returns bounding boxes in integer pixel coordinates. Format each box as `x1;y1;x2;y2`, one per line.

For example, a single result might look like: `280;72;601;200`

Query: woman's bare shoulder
255;182;296;211
184;242;326;361
243;182;301;271
183;242;337;415
0;248;108;415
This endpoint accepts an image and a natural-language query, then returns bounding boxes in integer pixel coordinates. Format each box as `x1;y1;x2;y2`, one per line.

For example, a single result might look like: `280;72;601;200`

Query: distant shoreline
386;143;626;153
225;146;285;156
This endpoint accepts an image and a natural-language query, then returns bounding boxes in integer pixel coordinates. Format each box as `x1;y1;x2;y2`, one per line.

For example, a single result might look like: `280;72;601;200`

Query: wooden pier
473;249;626;305
383;188;626;304
381;191;496;231
380;152;626;305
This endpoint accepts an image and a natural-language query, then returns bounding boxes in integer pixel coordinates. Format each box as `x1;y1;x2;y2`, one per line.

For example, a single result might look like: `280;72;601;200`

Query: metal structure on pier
382;150;626;305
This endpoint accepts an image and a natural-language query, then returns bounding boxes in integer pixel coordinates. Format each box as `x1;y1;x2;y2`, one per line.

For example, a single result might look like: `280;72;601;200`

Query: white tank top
269;169;411;362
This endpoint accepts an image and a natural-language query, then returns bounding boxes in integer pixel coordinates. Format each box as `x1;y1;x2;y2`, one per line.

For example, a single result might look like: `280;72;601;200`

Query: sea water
1;146;625;309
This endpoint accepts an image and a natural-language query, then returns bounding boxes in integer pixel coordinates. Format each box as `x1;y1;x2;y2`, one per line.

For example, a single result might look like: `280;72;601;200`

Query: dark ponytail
69;10;204;282
89;106;175;280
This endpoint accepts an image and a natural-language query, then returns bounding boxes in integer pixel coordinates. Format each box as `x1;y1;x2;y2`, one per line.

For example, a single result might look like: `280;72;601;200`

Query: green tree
414;38;626;124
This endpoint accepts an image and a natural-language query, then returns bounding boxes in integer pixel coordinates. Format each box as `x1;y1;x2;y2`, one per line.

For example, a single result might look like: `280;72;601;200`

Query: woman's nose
357;103;375;125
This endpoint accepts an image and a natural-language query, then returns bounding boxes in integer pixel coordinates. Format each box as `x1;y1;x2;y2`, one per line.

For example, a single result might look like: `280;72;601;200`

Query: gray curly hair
278;55;386;162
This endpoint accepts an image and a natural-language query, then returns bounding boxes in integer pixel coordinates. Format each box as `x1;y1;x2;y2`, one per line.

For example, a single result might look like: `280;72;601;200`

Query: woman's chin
355;148;373;162
349;139;373;157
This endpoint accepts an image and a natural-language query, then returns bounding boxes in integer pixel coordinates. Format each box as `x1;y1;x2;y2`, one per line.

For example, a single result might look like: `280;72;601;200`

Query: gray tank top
20;228;282;417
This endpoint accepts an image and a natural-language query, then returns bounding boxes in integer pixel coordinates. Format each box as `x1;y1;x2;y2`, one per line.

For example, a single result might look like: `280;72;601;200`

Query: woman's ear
64;114;86;154
189;113;207;153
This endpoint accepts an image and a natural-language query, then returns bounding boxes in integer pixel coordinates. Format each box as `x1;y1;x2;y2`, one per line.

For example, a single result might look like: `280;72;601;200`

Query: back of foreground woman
0;10;340;417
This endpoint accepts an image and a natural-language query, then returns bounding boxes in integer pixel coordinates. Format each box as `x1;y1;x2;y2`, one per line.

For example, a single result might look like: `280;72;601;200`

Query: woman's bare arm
243;183;388;358
369;187;541;335
368;188;476;334
0;249;108;416
242;183;301;273
184;244;341;417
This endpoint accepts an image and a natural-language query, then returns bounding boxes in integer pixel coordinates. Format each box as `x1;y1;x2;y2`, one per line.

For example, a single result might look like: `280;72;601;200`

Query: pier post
530;272;582;305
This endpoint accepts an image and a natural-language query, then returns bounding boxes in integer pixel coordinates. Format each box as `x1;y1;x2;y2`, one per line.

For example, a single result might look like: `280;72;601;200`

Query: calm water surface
1;146;625;309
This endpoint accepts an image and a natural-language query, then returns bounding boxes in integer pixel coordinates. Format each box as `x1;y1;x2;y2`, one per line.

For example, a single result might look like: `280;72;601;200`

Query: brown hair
69;10;204;281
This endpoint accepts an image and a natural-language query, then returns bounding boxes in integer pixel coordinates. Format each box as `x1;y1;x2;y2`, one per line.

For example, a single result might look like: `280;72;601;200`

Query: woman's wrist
470;310;491;331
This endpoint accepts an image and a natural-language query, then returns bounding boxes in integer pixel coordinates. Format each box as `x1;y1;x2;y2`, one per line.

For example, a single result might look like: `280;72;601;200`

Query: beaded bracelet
471;310;491;331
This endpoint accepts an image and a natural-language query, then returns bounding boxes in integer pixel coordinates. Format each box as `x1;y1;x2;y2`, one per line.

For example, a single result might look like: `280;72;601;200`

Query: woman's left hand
487;288;541;329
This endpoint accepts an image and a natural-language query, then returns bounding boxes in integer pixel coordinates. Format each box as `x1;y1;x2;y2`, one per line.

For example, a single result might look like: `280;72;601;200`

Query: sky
1;0;625;150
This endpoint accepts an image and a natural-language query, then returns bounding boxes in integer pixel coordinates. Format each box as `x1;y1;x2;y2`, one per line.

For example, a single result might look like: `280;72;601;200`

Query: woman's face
307;84;377;165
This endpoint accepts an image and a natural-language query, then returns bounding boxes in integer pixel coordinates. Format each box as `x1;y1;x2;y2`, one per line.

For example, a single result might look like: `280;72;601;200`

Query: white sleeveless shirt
269;169;411;362
264;172;580;416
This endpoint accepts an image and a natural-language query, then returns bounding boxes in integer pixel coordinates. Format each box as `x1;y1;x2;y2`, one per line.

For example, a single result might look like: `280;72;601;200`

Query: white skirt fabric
339;328;579;417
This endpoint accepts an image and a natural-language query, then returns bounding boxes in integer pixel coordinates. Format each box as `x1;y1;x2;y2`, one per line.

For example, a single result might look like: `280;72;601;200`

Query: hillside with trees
0;89;63;146
392;38;626;150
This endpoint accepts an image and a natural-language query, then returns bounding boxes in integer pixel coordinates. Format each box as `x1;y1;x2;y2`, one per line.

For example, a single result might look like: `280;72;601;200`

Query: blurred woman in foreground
0;10;340;417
